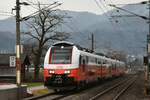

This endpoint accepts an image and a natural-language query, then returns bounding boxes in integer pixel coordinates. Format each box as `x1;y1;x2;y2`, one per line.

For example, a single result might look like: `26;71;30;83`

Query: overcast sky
0;0;144;19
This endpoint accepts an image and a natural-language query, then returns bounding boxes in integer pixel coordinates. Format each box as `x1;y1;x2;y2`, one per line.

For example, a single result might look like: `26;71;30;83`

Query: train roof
52;41;93;52
51;41;125;64
53;41;74;46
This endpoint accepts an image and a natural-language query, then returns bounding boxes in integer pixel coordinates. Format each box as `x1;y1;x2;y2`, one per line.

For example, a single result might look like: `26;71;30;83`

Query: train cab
44;41;80;89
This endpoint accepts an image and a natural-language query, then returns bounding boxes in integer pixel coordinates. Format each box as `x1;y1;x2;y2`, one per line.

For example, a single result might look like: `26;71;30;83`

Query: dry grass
24;71;44;82
32;88;54;96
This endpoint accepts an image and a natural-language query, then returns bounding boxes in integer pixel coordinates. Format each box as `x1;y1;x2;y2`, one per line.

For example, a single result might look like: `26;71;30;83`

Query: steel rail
112;78;136;100
23;92;57;100
89;77;135;100
24;90;77;100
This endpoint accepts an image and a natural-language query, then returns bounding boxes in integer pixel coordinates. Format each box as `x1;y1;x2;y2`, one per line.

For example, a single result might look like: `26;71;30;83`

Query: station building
0;53;30;83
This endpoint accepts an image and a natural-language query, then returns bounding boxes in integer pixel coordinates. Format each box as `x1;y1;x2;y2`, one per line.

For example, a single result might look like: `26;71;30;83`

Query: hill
0;4;148;55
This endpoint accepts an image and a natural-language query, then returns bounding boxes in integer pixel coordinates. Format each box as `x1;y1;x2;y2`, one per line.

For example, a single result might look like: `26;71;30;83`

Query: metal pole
16;0;21;86
147;0;150;80
149;1;150;36
16;0;21;99
91;33;94;52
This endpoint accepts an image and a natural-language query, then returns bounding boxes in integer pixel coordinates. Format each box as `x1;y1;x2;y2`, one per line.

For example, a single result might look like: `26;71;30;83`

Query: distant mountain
0;4;148;55
0;31;15;52
68;5;148;54
0;17;16;33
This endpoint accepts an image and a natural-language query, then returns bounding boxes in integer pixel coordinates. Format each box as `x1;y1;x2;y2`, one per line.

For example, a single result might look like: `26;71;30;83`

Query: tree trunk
34;66;40;81
34;48;42;81
34;54;41;81
22;64;26;82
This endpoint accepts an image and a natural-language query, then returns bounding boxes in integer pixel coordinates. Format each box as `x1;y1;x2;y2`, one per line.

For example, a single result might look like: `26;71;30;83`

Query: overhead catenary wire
98;0;120;28
94;0;123;37
54;1;90;46
23;0;55;11
47;2;90;45
103;0;135;36
95;0;122;33
110;4;149;20
93;0;137;52
23;0;39;10
106;0;129;33
0;12;14;16
109;1;147;36
93;0;120;51
108;0;146;54
21;1;61;21
94;0;109;17
0;9;15;17
21;0;90;47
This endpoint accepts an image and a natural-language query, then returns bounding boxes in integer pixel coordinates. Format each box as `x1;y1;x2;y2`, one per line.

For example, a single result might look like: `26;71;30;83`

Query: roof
0;54;15;65
52;41;93;53
53;41;74;46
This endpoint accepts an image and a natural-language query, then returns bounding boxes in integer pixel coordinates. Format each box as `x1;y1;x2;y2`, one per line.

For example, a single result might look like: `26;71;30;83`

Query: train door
79;56;86;81
86;56;89;83
82;59;85;72
101;60;103;78
100;61;102;78
109;62;112;77
81;56;88;83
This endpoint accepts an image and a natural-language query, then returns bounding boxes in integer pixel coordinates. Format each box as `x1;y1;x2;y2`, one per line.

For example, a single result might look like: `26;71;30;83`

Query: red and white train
44;41;125;90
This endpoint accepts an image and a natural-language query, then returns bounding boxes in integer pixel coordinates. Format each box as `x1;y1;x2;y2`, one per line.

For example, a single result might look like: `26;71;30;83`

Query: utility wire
95;0;122;33
0;10;15;17
94;0;109;17
21;2;61;21
95;0;123;36
0;14;14;17
105;0;133;36
21;1;89;46
93;0;133;51
106;0;128;33
109;2;147;37
55;3;90;45
24;0;39;10
110;4;149;20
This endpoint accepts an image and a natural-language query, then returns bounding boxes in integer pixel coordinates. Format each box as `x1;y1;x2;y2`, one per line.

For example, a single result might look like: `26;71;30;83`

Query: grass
32;88;54;96
23;82;44;87
24;71;44;82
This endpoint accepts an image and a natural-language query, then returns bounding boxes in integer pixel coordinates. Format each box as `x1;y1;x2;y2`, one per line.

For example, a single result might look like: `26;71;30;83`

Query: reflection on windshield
50;46;72;63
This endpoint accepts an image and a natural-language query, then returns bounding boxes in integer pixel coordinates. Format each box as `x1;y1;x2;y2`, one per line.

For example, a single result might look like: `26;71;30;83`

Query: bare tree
22;2;70;80
107;50;127;62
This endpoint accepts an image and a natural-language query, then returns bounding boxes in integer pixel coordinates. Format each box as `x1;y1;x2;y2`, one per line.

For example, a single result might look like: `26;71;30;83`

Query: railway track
23;90;76;100
24;75;133;100
89;76;137;100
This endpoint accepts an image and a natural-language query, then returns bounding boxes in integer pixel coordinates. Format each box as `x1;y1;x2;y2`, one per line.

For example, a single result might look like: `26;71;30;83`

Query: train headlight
49;70;54;74
64;70;70;74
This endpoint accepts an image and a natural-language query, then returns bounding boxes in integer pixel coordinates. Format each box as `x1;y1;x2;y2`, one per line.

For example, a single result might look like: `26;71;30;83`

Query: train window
95;58;97;64
50;46;72;63
86;56;89;64
89;57;95;64
103;61;106;64
79;56;82;66
83;59;85;72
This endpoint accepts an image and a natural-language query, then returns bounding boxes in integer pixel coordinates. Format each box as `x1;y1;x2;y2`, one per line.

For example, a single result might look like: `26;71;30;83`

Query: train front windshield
50;46;72;64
